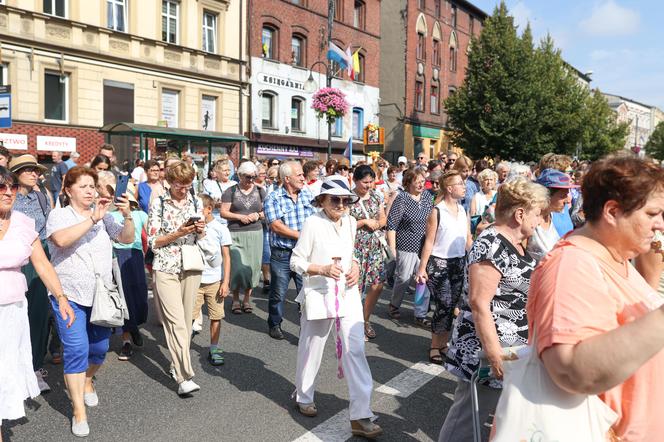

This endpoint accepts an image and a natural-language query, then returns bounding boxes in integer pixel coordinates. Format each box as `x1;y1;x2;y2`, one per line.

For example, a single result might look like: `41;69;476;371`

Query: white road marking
292;361;445;442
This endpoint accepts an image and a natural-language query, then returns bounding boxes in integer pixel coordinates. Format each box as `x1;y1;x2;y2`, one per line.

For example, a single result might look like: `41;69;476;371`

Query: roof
456;0;489;20
99;122;248;143
601;93;655;110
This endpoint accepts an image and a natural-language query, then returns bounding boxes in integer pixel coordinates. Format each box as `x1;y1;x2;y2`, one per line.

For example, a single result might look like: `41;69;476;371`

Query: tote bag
491;332;618;442
90;255;130;328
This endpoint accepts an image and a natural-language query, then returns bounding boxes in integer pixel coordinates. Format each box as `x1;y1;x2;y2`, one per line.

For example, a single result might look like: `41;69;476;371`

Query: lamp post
304;61;334;159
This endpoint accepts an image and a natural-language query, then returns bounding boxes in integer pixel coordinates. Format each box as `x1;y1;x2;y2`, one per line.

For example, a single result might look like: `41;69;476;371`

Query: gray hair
495;161;511;172
237;161;258;177
505;163;532;182
70;151;80;159
279;160;300;181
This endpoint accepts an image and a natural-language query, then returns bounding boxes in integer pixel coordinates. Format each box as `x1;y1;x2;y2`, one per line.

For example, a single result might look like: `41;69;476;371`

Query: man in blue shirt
48;151;69;204
263;160;315;339
64;151;79;170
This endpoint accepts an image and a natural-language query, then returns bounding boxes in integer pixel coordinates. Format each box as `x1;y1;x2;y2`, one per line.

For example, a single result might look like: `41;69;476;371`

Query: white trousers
295;292;375;421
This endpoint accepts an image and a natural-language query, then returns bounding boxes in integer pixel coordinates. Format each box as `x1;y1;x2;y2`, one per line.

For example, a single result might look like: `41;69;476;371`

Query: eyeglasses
171;182;193;190
329;195;353;206
243;175;256;180
0;183;19;194
20;166;40;174
337;166;349;171
271;162;280;166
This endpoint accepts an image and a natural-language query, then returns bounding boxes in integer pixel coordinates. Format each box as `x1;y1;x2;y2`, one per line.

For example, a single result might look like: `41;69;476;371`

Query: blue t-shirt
552;204;574;237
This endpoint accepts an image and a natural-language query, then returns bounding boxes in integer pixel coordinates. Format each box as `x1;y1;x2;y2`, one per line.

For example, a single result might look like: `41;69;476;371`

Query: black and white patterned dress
445;226;536;388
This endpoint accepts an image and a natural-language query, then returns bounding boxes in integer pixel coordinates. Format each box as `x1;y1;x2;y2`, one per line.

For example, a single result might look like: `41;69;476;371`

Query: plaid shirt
264;185;315;249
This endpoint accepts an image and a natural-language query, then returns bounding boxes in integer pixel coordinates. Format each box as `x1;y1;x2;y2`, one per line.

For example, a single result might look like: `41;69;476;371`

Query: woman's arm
468;262;505;378
541;306;664;395
470;194;479;217
30;239;75;327
220;202;251;224
377;202;387;229
49;217;96;248
416;211;438;282
634;249;664;290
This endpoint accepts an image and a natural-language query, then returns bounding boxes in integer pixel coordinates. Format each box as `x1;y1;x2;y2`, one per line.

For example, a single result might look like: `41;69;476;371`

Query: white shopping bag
492;342;618;442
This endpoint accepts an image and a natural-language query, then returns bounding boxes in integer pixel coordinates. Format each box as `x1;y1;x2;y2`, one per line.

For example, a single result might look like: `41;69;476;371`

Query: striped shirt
264;186;315;249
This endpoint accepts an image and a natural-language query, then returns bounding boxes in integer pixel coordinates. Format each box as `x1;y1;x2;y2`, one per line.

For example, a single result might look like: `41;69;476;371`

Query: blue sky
471;0;664;109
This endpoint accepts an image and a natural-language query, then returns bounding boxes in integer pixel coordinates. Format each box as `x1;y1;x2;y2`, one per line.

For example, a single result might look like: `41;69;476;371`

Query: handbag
491;329;618;441
358;198;394;264
90;254;130;328
181;243;205;271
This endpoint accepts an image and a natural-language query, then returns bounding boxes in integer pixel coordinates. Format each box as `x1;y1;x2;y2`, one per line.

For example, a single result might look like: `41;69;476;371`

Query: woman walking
470;169;498;217
416;171;472;364
348;165;387;340
137;159;166;214
147;161;206;396
46;166;134;437
386;168;433;326
203;159;236;221
220;161;266;314
290;175;382;438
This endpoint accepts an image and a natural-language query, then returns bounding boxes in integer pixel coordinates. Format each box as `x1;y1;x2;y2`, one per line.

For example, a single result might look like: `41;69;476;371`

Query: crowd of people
1;141;664;441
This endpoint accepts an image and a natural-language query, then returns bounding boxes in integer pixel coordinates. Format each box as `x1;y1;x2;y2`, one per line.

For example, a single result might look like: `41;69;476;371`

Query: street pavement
3;285;459;442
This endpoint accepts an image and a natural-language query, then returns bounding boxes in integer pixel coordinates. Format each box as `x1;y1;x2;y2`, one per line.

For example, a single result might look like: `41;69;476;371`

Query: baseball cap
536;168;579;189
397;156;408;165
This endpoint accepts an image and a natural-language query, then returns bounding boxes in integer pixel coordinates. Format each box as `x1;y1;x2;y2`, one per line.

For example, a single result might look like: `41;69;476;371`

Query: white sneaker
71;417;90;437
192;318;203;333
177;379;200;396
84;389;98;407
35;369;51;392
169;367;177;382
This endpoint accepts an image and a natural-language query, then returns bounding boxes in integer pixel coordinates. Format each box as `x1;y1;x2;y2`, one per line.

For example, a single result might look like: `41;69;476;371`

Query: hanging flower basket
312;87;349;124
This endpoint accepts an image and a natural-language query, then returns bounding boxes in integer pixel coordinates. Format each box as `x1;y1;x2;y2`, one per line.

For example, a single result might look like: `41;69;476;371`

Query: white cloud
511;2;532;31
580;0;640;36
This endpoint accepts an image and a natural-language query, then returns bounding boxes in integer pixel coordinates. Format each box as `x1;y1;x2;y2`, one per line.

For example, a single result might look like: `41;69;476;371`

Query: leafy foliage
645;121;664;161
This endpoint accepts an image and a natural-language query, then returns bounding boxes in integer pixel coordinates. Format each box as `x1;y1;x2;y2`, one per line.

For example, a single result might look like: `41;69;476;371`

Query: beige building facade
0;0;248;163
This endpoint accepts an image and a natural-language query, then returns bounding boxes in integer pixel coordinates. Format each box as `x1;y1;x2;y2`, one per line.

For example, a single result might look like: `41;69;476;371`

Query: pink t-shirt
528;237;664;441
0;211;38;305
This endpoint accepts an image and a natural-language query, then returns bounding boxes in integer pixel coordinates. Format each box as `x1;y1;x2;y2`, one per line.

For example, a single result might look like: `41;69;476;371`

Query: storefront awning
99;122;248;143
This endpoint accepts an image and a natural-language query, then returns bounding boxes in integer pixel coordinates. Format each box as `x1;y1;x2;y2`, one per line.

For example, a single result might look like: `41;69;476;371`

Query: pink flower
311;87;349;123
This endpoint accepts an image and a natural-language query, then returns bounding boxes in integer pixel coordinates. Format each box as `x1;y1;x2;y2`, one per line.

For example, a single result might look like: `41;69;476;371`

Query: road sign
0;85;11;129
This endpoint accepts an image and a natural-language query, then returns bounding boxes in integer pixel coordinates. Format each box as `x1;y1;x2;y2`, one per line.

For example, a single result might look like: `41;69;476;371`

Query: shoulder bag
90;252;130;328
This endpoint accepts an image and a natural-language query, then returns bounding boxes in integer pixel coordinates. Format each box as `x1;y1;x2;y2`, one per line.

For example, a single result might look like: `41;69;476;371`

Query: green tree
579;89;629;160
445;1;627;161
645;121;664;160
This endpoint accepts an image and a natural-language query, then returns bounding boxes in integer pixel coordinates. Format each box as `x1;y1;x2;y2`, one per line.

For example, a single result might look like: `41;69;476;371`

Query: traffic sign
0;85;11;129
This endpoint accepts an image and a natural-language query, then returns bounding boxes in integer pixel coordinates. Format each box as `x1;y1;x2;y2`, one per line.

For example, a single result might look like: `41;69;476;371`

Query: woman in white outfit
290;175;383;439
470;168;497;217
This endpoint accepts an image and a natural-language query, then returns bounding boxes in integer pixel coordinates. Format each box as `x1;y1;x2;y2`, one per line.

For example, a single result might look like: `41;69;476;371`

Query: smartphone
114;175;129;203
185;216;201;226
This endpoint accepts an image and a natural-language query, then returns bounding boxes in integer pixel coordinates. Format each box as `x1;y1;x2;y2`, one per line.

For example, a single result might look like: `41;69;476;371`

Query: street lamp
304;60;334;158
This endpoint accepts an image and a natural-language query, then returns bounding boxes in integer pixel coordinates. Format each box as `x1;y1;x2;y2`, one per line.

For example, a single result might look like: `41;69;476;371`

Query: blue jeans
50;297;112;374
267;248;303;328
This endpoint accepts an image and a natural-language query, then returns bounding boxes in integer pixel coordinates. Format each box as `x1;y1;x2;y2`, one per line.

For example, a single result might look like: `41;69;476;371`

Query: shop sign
0;133;27;150
36;136;77;152
257;73;306;92
256;144;313;158
0;85;11;129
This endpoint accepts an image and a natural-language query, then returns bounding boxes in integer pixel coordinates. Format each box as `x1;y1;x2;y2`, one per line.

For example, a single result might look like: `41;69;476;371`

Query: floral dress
349;190;385;293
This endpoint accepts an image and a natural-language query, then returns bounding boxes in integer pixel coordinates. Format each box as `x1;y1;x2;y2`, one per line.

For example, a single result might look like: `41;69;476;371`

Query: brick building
0;0;247;168
248;0;381;160
380;0;485;162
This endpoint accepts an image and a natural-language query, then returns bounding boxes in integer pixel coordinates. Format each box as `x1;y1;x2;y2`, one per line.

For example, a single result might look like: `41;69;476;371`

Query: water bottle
414;282;426;306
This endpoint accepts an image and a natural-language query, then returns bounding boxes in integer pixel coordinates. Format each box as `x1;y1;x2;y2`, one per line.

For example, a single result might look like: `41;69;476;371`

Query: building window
332;117;343;137
448;86;457;97
352;108;363;140
291;97;304;132
415;80;424;112
43;0;66;17
291;0;302;4
0;64;7;86
433;39;441;66
469;16;474;36
418;0;425;11
430;85;439;114
330;59;344;79
291;35;304;66
262;27;276;59
451;4;457;28
203;12;217;53
44;71;68;122
162;1;178;44
201;95;217;130
353;1;365;29
449;46;457;71
416;33;426;60
107;0;127;32
334;0;343;21
355;53;365;83
261;92;276;129
434;0;441;17
161;89;179;128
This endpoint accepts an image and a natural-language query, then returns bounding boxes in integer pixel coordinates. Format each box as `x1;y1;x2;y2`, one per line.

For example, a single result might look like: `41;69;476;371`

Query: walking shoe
208;348;225;366
71;417;90;437
35;369;51;393
269;325;285;340
262;280;270;293
414;317;431;329
168;367;177;382
351;419;383;439
84;389;98;407
297;402;318;417
364;321;377;339
192;318;203;334
177;379;200;396
130;331;144;347
118;342;133;361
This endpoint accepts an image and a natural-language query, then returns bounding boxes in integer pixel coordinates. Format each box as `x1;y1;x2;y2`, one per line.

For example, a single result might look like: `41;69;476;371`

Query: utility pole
326;0;335;158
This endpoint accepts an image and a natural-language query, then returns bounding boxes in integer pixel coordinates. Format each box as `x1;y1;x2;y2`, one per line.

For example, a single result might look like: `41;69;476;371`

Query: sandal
297;402;318;417
242;303;253;314
364;321;376;339
231;303;242;315
388;303;401;319
429;347;444;365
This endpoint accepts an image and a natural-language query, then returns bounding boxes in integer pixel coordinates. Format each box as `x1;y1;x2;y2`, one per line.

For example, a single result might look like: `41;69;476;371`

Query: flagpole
326;0;334;160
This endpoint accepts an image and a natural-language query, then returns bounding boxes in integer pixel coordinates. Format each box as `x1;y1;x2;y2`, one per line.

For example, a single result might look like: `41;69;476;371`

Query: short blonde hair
495;178;549;222
166;161;195;184
453;155;473;171
477;168;498;183
214;159;231;172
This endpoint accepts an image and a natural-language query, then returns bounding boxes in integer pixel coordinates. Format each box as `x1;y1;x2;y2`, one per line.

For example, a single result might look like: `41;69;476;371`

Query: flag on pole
327;42;350;69
350;50;361;81
343;136;353;167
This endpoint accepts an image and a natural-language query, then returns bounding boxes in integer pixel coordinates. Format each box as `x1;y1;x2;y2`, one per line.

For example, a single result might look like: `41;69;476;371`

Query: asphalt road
3;285;460;442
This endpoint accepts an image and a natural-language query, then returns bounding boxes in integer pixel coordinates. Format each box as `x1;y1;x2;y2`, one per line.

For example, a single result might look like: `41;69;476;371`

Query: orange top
527;238;664;441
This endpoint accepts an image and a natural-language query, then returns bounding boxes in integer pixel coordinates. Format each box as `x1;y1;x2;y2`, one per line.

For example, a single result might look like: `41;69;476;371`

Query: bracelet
55;293;67;301
90;216;98;224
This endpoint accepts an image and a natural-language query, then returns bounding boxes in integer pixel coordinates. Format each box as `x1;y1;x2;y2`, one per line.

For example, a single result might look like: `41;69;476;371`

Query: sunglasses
20;166;41;174
329;195;353;206
0;183;19;194
271;162;280;166
243;175;256;180
337;166;349;171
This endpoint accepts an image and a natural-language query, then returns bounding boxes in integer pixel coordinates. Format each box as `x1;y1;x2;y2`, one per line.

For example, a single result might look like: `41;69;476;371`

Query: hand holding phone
185;216;201;227
114;175;129;203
